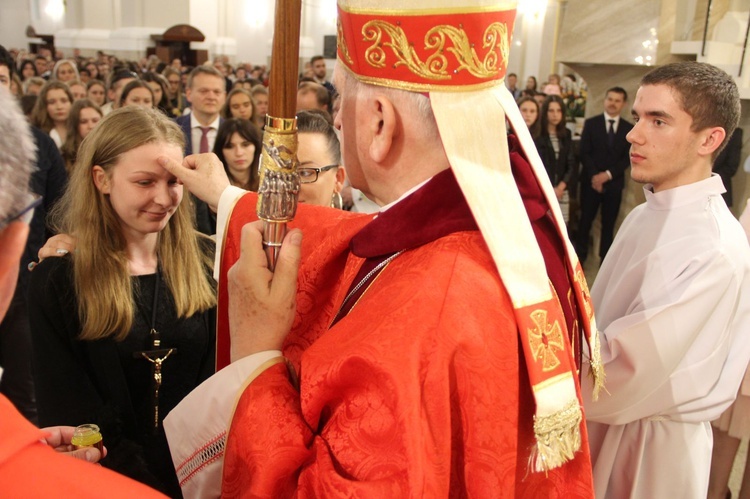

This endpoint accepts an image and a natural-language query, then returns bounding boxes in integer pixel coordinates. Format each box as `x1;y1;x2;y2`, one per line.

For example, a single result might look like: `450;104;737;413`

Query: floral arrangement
561;74;587;121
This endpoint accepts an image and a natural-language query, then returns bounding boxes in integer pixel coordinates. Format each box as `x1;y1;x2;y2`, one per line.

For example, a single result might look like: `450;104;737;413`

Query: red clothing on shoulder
0;394;165;498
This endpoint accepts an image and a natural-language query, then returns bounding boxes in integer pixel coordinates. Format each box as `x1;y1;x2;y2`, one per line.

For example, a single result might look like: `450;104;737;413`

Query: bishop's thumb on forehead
157;155;182;172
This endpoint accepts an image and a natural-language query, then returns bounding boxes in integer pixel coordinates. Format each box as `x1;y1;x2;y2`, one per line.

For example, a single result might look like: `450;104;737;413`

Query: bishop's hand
227;221;302;362
158;153;230;212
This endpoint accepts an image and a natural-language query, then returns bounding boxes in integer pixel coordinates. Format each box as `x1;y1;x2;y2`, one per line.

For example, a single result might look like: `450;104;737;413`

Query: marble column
557;0;662;66
144;0;189;28
506;1;559;88
235;0;275;66
557;0;667;278
303;0;337;63
189;0;219;53
2;0;34;49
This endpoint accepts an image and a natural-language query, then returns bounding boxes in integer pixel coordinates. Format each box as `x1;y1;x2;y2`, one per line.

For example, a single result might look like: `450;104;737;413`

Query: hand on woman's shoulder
30;250;72;284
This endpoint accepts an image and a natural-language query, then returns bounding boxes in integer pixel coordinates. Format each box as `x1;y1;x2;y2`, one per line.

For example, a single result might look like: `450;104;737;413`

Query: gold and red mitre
337;3;514;91
337;0;604;473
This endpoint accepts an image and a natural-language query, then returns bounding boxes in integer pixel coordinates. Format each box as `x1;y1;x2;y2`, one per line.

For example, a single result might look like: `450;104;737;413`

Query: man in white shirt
175;66;226;156
174;65;227;235
582;61;750;498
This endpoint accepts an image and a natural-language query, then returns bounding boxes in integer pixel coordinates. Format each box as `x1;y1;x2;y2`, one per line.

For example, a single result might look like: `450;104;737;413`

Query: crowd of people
512;73;593;233
0;42;348;497
514;73;744;268
2;44;345;234
1;1;750;496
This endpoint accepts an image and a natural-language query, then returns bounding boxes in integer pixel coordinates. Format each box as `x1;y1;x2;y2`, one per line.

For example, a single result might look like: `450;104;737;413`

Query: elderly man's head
0;85;37;320
0;45;36;320
330;64;440;206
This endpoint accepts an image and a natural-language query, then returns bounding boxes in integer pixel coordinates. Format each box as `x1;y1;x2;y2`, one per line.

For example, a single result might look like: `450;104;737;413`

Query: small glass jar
71;424;103;452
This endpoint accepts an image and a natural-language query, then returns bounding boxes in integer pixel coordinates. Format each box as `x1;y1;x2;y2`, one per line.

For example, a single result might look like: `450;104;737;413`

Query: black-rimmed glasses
298;164;338;184
0;194;42;230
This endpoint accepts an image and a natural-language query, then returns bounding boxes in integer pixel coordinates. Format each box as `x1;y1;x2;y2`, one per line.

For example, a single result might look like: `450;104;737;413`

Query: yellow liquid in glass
71;425;103;451
71;433;102;447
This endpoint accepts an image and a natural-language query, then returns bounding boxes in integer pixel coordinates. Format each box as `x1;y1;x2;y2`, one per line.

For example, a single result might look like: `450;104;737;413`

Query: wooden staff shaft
268;0;302;119
260;0;302;271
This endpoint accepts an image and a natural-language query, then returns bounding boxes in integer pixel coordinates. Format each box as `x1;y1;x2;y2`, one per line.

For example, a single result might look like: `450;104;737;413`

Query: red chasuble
220;138;594;497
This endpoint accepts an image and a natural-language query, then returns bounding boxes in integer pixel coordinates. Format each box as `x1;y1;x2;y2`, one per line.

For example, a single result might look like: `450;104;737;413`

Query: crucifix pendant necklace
133;263;176;433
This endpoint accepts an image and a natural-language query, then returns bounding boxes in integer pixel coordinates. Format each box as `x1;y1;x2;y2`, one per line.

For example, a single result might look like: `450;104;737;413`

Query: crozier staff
256;0;303;270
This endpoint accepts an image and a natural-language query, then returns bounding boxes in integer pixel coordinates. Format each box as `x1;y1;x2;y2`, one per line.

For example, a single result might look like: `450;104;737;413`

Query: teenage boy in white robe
581;61;750;498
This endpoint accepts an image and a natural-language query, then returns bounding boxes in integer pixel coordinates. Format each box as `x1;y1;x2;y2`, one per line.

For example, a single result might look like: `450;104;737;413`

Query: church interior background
4;0;750;489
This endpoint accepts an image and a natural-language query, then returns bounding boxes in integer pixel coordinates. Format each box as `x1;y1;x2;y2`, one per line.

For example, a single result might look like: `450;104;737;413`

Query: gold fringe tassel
588;330;607;401
529;401;582;473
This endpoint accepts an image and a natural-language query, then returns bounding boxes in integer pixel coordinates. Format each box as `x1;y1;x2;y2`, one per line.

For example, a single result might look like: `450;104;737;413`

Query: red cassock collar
350;134;551;257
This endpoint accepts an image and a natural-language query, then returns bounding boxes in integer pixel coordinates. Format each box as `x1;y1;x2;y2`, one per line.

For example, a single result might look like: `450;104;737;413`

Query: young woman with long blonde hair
29;106;216;496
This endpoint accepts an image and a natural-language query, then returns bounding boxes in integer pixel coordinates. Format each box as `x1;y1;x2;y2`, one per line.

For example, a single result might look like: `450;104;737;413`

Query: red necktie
199;126;210;154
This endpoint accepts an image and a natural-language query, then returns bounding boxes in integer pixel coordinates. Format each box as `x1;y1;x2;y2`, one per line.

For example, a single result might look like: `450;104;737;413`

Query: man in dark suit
175;65;226;235
175;65;226;156
575;86;633;264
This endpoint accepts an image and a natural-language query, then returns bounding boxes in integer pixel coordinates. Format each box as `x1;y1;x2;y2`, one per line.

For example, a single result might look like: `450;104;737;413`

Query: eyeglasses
298;164;338;184
0;193;42;230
